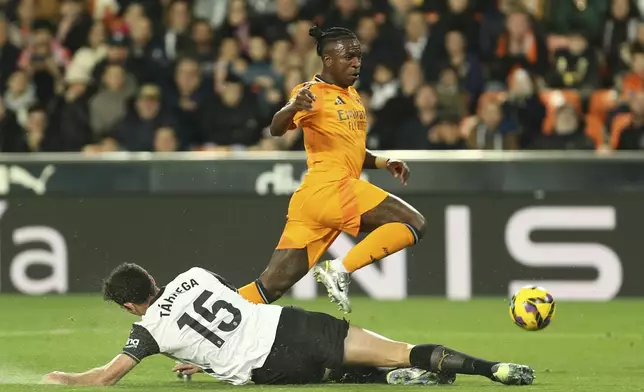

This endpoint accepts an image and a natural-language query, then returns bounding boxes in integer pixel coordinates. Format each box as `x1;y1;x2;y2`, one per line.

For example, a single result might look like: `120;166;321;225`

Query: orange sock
239;281;267;304
342;222;416;273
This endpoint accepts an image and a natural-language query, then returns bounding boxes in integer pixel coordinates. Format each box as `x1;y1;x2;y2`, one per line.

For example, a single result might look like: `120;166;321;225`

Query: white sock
330;258;348;273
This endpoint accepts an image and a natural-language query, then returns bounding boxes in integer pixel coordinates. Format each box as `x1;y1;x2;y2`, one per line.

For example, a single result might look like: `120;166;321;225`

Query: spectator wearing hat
107;84;174;151
91;32;141;89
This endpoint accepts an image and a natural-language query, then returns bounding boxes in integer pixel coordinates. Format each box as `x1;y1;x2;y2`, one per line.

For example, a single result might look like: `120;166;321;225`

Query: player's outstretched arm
42;353;137;386
363;150;410;185
269;87;316;136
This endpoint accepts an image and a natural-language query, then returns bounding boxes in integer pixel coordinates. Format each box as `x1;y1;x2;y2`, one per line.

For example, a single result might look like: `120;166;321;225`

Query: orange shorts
276;177;388;267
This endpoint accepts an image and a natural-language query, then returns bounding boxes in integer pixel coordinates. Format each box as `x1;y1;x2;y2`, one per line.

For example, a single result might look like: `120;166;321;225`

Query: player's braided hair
309;25;358;57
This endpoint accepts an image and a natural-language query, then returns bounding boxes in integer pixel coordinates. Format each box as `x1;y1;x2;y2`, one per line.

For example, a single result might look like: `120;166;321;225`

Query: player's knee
409;212;427;242
416;213;427;239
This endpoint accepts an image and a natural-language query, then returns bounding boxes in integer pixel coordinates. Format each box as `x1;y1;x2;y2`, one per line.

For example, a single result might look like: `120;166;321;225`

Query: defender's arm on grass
44;324;160;386
43;353;137;386
363;150;410;185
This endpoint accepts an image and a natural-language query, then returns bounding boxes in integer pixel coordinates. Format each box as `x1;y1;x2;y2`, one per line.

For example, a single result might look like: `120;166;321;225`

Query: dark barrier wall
0;151;642;300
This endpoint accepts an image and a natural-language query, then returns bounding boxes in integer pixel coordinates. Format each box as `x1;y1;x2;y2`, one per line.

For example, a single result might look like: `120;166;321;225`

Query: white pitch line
0;328;112;338
393;330;644;340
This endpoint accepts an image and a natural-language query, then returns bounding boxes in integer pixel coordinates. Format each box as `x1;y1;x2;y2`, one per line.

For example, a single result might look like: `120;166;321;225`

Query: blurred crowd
2;0;644;153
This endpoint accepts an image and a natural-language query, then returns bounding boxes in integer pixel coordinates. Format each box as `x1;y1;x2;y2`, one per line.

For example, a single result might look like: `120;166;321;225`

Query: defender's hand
288;87;316;111
172;363;202;376
43;371;70;385
386;159;410;185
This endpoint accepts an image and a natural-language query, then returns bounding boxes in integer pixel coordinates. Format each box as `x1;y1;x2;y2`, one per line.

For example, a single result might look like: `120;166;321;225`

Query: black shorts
251;306;350;385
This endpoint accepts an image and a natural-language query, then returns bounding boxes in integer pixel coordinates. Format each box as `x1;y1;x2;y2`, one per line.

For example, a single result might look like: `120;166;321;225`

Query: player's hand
288;87;316;111
172;363;203;376
386;159;410;186
42;371;70;385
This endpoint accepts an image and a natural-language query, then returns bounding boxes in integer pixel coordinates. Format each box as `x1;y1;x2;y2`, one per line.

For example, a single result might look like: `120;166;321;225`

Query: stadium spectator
0;13;20;94
49;69;92;151
615;91;644;149
617;20;644;73
107;84;173;151
6;104;60;152
479;0;514;61
89;63;136;137
395;84;440;150
167;56;204;147
7;0;36;48
490;10;548;84
435;29;484;113
465;100;520;150
255;0;299;44
355;14;394;91
0;97;23;151
529;103;595;150
376;60;423;132
188;18;216;76
153;125;180;152
128;16;167;84
435;67;468;118
433;0;480;53
502;68;546;147
220;0;252;52
199;75;264;149
66;21;108;85
620;50;644;98
91;33;138;90
290;20;319;79
0;0;641;153
56;0;92;55
3;69;35;124
547;31;600;93
428;116;468;149
548;0;608;45
162;0;192;61
322;0;361;31
603;0;641;74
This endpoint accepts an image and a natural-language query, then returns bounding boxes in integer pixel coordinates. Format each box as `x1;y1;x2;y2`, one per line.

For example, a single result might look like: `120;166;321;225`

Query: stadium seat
589;90;619;123
540;90;582;132
610;113;633;149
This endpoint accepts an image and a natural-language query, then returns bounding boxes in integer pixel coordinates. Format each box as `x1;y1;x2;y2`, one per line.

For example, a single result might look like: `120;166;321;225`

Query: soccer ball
509;286;556;331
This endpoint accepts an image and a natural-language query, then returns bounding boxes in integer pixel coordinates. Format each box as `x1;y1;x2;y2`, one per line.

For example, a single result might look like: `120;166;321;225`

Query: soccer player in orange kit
239;25;426;313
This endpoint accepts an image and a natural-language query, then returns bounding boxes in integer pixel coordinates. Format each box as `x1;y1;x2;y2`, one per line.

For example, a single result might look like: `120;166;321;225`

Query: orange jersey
289;75;368;181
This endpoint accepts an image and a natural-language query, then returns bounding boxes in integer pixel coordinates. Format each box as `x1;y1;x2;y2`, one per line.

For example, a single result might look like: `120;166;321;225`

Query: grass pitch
0;296;642;392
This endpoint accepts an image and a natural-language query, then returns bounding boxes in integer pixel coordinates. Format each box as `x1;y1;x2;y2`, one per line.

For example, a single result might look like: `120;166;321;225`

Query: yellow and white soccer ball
509;286;556;331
